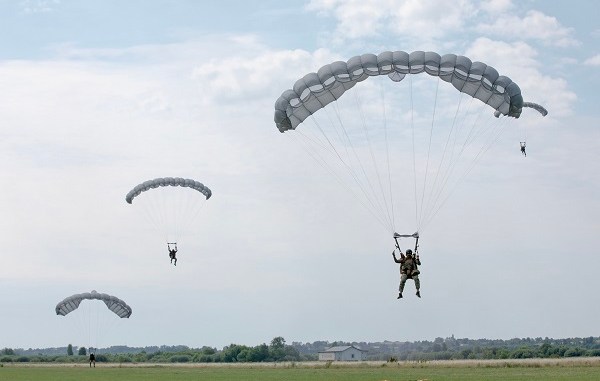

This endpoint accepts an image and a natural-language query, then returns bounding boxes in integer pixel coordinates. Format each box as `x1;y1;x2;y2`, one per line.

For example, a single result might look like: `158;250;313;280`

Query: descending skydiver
168;243;178;266
393;249;421;299
392;233;421;299
520;142;527;157
89;351;96;368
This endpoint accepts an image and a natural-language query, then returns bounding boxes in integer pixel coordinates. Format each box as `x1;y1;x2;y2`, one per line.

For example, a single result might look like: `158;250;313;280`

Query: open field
2;358;600;381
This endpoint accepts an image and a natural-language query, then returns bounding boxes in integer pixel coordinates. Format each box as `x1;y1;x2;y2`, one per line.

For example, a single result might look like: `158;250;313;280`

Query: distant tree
201;346;216;355
222;344;247;362
116;354;131;363
169;355;190;363
248;344;269;362
564;347;585;357
511;346;534;359
270;337;285;349
1;348;15;355
236;349;250;362
460;349;472;359
78;347;86;356
283;346;301;361
497;348;510;359
133;352;148;362
67;344;73;356
584;337;594;346
270;337;286;361
539;342;552;357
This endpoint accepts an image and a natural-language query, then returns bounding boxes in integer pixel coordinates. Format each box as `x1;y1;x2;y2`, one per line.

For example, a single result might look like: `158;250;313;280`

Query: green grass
2;361;600;381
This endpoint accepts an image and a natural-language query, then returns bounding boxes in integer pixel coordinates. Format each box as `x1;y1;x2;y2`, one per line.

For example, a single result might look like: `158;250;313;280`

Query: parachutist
520;142;527;157
89;352;96;367
168;243;178;266
126;179;211;264
392;249;421;299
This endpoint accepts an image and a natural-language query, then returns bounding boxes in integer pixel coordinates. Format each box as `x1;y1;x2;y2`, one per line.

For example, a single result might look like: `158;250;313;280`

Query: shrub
170;355;191;363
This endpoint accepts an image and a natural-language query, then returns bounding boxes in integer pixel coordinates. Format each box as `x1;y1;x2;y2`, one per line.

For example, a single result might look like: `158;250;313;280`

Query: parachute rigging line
419;77;440;232
274;50;548;237
353;88;395;232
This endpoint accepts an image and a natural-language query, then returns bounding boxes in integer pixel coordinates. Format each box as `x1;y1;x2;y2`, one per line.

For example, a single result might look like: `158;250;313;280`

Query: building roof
318;345;366;353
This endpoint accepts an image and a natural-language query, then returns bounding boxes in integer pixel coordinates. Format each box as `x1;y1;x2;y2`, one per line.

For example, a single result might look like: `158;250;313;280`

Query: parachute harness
393;232;419;256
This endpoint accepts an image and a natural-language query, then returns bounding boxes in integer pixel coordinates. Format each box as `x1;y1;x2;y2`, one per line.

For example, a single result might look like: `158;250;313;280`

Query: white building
318;345;367;361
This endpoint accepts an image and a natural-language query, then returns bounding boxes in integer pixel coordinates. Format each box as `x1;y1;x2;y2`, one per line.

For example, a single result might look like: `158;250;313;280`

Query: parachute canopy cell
125;177;212;204
522;102;548;116
494;102;548;118
274;50;549;132
55;290;132;318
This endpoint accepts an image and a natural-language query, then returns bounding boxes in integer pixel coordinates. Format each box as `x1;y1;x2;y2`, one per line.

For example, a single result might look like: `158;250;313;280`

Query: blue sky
0;1;317;57
1;0;599;350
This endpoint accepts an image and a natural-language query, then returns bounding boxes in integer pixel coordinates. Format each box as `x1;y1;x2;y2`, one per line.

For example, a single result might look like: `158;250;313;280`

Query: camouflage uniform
397;255;421;293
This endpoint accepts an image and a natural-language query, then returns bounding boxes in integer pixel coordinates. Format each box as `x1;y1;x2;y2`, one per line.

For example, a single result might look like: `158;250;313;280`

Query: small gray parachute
55;290;132;318
125;177;212;204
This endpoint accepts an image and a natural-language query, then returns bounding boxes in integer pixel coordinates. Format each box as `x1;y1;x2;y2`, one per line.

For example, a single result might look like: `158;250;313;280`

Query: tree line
1;337;304;363
2;335;600;363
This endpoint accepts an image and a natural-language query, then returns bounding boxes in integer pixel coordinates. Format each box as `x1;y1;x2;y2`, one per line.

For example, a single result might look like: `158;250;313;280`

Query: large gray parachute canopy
55;290;132;318
274;50;547;132
125;177;212;204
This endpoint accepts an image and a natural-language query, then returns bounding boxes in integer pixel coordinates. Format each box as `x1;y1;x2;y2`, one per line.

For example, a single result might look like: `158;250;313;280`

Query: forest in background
2;335;600;363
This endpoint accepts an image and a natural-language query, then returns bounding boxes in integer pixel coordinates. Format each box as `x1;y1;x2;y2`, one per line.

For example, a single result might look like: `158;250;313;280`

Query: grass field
2;358;600;381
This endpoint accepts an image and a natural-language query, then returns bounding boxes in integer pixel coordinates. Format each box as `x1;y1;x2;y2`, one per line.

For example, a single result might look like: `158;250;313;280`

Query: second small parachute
125;177;212;247
55;290;131;352
56;290;132;318
126;177;211;204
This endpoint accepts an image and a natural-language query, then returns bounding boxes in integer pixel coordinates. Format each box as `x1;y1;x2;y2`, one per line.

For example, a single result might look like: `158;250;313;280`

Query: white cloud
307;0;391;38
476;10;579;47
307;0;477;46
20;0;60;13
191;45;337;103
388;0;477;41
0;60;176;156
307;1;578;50
479;0;514;14
466;37;576;117
583;54;600;66
192;48;309;99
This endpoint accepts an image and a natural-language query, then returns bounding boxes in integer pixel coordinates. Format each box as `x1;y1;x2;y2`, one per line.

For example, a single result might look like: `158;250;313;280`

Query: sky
1;0;599;351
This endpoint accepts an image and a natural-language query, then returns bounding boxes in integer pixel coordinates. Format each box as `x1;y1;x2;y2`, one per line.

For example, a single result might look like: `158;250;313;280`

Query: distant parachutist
168;243;178;266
